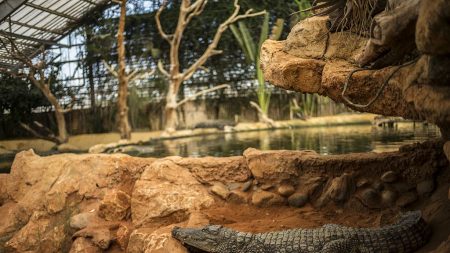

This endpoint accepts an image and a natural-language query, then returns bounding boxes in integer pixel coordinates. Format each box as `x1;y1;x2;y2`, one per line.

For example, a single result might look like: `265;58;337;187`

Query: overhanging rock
261;2;450;138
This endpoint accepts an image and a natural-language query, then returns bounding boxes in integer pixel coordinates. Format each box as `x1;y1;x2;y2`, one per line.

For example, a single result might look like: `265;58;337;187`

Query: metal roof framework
0;0;111;70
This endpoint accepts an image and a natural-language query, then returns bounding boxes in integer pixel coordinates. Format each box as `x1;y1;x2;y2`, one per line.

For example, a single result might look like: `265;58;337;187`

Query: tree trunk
164;81;180;134
117;0;131;140
41;84;68;144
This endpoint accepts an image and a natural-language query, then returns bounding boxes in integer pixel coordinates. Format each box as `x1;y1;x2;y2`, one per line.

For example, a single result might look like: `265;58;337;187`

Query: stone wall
0;140;448;252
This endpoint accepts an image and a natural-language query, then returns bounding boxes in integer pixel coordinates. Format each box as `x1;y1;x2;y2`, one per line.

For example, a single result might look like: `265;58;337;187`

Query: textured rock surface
210;182;230;199
173;156;250;184
98;189;131;221
261;10;450;133
131;158;214;227
243;148;317;185
69;237;102;253
0;140;448;252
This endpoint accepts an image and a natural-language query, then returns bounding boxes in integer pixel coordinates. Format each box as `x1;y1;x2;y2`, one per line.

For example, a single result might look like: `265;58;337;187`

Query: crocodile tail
388;211;431;252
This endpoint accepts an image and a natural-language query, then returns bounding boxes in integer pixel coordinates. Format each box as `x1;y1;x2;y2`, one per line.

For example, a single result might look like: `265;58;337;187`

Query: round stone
288;193;308;208
381;190;397;206
251;190;285;207
278;184;295;197
358;188;381;209
381;171;398;183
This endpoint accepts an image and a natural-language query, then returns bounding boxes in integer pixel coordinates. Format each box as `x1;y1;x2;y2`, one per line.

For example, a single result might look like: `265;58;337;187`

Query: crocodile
172;211;430;253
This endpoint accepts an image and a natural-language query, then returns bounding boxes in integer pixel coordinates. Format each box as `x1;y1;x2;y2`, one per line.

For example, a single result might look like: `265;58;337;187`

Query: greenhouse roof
0;0;111;70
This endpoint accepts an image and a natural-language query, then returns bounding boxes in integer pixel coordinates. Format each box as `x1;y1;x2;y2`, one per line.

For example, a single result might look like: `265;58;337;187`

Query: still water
119;122;441;158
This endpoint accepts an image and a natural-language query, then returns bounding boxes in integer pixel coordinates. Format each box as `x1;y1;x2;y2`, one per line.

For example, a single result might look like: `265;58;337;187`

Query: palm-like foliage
230;12;284;116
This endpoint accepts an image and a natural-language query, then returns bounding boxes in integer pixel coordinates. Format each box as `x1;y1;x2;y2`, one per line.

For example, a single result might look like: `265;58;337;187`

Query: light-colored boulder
0;150;154;251
243;148;317;185
131;159;214;227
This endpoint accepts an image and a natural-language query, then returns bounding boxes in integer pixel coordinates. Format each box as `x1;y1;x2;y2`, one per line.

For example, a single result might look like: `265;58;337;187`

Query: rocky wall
0;141;448;252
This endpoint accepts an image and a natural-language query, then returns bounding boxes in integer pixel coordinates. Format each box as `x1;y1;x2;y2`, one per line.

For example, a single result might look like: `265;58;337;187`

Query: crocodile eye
208;225;222;234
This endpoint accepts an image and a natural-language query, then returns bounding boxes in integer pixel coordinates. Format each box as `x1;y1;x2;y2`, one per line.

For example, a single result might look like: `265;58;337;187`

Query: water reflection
133;123;441;158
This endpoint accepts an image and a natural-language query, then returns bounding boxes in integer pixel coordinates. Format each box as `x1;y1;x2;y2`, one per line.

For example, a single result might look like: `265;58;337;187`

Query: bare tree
103;0;155;140
156;0;265;134
0;39;70;145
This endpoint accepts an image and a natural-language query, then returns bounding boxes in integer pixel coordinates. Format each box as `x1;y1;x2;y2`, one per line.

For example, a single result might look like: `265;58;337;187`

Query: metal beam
0;0;28;23
8;20;64;36
80;0;98;5
0;30;68;47
24;2;78;21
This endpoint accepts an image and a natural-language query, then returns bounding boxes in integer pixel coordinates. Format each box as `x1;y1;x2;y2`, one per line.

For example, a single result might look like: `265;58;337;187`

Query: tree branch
182;0;265;81
19;122;61;144
176;84;230;107
156;0;173;43
157;60;170;78
250;101;275;127
128;68;156;83
102;59;118;78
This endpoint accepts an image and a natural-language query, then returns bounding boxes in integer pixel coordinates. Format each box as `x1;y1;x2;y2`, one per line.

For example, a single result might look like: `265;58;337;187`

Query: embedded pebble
211;182;230;199
288;193;308;208
358;188;381;209
396;192;418;207
227;182;241;191
278;184;295;197
252;190;285;207
241;180;253;192
381;171;397;183
228;190;248;204
372;180;384;192
356;178;370;188
261;184;274;190
381;190;397;206
416;179;435;197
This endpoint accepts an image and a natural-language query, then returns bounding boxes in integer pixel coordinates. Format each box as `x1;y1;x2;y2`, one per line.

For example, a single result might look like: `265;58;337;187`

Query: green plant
231;12;284;117
294;0;312;20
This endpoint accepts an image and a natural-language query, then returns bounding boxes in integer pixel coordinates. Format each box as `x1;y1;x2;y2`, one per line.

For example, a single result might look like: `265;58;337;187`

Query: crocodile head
172;225;233;252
